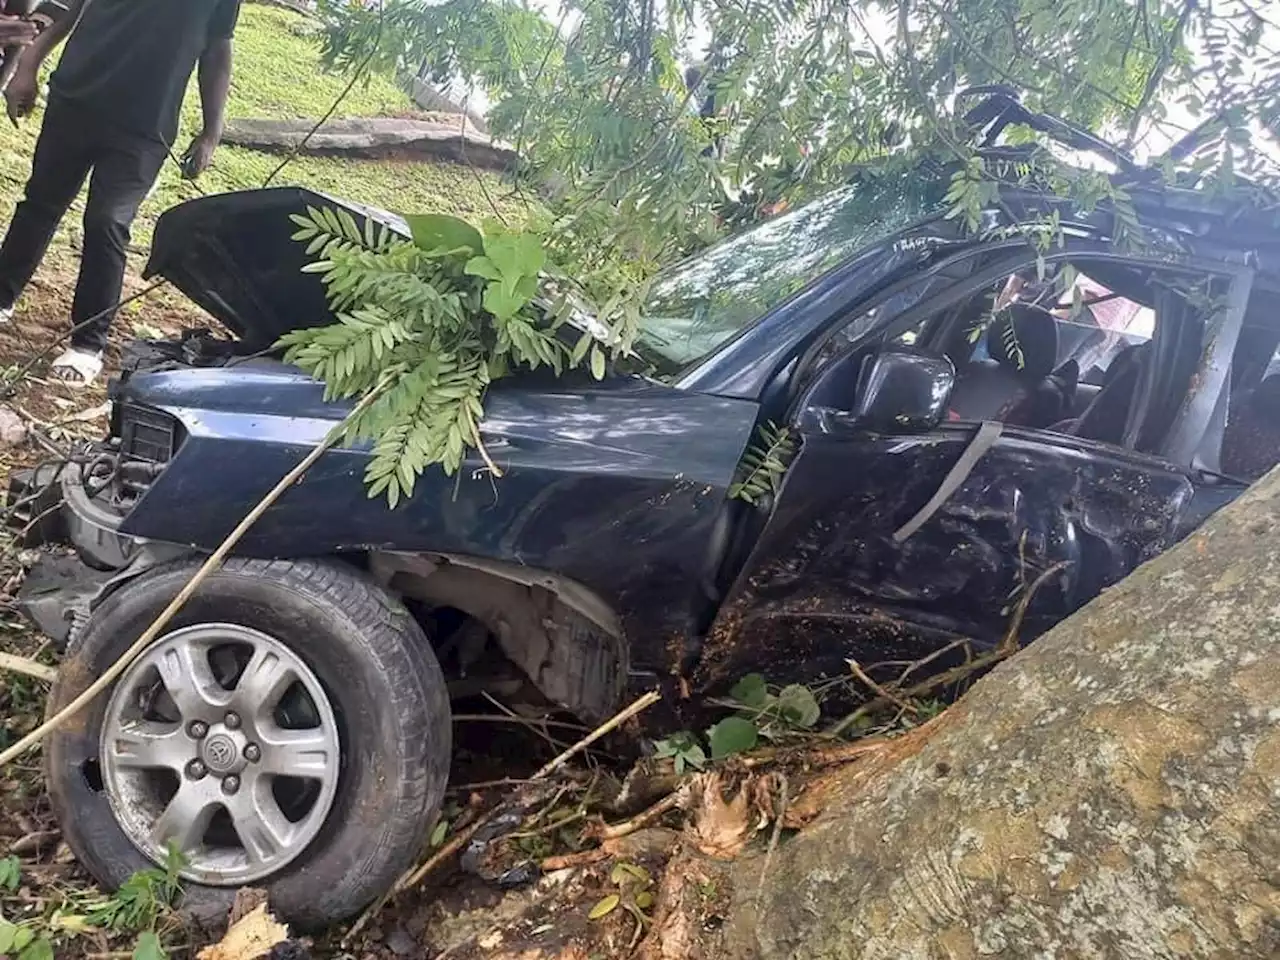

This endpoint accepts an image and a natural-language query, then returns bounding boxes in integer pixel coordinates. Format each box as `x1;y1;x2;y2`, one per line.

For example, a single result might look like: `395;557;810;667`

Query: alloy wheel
100;623;341;885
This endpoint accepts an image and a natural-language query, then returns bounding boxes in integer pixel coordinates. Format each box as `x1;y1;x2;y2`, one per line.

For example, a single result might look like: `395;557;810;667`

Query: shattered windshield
638;170;948;373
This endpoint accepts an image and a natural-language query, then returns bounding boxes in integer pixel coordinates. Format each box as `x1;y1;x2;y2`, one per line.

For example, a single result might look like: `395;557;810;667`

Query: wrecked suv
9;97;1280;924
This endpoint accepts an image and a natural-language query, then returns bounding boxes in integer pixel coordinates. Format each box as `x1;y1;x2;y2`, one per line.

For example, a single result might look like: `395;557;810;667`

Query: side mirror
852;349;955;433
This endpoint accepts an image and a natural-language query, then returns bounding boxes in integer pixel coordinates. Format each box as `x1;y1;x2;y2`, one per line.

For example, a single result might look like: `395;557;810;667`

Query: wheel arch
367;551;629;723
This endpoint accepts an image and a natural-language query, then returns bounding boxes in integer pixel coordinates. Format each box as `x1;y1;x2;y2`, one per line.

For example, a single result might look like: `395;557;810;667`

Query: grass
0;0;521;422
0;2;514;261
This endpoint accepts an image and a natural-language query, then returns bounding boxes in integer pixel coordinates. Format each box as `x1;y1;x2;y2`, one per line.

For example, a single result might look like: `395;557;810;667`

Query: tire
44;557;451;929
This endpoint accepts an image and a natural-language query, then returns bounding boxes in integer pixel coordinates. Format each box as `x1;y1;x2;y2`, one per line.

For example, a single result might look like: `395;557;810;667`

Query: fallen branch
598;787;686;841
0;382;390;769
0;651;56;683
343;689;664;945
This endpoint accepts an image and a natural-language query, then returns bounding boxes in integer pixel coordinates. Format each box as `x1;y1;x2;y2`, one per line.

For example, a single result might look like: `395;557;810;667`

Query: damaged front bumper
6;457;167;650
7;460;140;568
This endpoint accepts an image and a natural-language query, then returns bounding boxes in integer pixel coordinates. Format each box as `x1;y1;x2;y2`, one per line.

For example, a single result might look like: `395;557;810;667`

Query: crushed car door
695;248;1253;694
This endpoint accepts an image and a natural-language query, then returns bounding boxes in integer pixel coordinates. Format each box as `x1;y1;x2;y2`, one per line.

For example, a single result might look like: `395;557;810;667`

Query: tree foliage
294;0;1280;500
279;206;632;504
319;0;1280;278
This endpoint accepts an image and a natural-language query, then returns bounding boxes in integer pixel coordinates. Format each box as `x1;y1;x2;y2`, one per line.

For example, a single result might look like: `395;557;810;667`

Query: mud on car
8;96;1280;924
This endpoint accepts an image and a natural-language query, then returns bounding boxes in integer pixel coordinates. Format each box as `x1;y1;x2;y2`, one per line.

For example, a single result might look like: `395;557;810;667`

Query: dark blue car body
12;163;1280;722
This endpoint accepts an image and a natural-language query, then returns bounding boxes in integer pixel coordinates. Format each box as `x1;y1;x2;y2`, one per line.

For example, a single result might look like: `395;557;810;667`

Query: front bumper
5;460;142;649
6;461;138;569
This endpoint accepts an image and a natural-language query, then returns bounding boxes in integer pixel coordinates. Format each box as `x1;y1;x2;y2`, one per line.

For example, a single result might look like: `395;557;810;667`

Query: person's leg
0;98;94;316
65;131;166;356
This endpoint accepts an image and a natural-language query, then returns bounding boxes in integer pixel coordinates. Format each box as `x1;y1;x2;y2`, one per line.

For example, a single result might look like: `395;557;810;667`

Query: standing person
0;0;239;386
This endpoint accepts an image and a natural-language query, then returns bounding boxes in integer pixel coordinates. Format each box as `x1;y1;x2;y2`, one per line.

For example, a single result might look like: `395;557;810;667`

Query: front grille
118;403;180;463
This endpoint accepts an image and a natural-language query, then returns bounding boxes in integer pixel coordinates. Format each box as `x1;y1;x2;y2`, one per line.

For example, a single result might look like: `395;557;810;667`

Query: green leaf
570;330;593;366
611;862;651;885
0;919;17;953
729;673;769;709
777;684;821;728
589;344;606;380
0;854;20;891
17;935;52;960
13;926;33;951
482;283;527;322
708;716;758;759
404;213;483;256
132;931;167;960
512;232;546;276
463;255;504;281
430;818;450;848
481;233;524;279
588;893;621;920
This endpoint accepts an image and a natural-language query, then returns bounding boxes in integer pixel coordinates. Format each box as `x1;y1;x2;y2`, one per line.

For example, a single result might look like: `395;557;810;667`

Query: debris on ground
0;407;25;447
195;896;295;960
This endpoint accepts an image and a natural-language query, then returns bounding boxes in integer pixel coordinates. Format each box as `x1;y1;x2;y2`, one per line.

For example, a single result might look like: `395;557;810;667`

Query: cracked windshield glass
638;171;947;373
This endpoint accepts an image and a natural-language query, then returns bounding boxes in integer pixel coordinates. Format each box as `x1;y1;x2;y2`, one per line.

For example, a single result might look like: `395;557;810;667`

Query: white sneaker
0;305;13;324
49;347;104;386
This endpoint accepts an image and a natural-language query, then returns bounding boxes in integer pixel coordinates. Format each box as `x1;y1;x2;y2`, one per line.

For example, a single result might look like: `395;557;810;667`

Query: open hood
144;187;412;349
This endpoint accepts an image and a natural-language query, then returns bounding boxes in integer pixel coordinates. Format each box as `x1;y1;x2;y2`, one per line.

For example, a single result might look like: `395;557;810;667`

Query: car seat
948;302;1069;426
1051;342;1148;444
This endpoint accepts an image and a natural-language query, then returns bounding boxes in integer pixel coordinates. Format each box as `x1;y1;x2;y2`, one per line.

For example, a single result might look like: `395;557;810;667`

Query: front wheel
44;558;451;928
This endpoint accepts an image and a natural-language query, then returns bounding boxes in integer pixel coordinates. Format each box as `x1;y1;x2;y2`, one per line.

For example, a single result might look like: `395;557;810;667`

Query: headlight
115;402;184;464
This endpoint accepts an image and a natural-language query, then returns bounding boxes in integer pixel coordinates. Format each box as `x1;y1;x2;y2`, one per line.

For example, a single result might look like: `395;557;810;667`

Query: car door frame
693;240;1254;693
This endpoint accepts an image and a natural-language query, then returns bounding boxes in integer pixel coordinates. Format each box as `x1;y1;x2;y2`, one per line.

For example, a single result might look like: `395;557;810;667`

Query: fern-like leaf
729;421;798;505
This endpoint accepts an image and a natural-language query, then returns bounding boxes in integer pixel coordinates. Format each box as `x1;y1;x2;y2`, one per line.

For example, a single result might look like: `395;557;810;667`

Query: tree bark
726;467;1280;958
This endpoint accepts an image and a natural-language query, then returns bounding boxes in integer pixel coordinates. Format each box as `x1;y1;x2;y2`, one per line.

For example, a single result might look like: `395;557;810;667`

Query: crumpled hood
144;186;412;349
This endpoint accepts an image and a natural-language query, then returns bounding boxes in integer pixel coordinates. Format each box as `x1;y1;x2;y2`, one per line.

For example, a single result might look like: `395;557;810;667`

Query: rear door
696;247;1253;693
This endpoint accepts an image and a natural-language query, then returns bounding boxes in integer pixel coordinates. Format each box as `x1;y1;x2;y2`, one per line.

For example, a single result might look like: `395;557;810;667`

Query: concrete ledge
223;116;516;169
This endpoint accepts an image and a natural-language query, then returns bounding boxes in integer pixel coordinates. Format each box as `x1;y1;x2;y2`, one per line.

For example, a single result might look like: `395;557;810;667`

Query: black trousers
0;96;168;352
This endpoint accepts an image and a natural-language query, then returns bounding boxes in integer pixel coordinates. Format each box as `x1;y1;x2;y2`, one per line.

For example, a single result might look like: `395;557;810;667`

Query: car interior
929;261;1212;456
802;253;1280;484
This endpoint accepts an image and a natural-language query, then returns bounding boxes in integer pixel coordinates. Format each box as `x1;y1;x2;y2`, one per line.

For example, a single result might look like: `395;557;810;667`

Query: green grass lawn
0;1;515;264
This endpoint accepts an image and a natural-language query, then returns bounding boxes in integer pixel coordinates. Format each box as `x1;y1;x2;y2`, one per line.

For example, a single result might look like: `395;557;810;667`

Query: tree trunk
725;467;1280;958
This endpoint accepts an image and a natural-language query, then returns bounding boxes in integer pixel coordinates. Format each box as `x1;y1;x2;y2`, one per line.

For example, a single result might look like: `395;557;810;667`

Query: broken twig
533;690;662;780
846;658;919;718
343;689;664;944
599;788;685;841
0;651;56;683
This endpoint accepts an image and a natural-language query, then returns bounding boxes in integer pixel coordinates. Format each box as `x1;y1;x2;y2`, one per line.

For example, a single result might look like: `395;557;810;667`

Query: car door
695;247;1254;694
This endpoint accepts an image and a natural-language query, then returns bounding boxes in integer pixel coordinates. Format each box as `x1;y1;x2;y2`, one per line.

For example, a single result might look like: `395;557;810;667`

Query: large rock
721;465;1280;957
222;116;516;169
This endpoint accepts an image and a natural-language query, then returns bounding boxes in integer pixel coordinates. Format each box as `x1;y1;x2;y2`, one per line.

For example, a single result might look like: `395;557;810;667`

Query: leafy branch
281;205;630;505
729;421;797;506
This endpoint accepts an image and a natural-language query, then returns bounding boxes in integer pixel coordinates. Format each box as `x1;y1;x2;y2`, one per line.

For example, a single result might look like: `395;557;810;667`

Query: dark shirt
50;0;240;145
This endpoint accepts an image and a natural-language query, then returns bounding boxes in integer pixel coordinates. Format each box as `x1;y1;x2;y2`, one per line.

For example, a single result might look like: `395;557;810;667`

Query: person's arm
182;0;238;178
16;0;81;72
5;0;85;120
196;39;231;137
